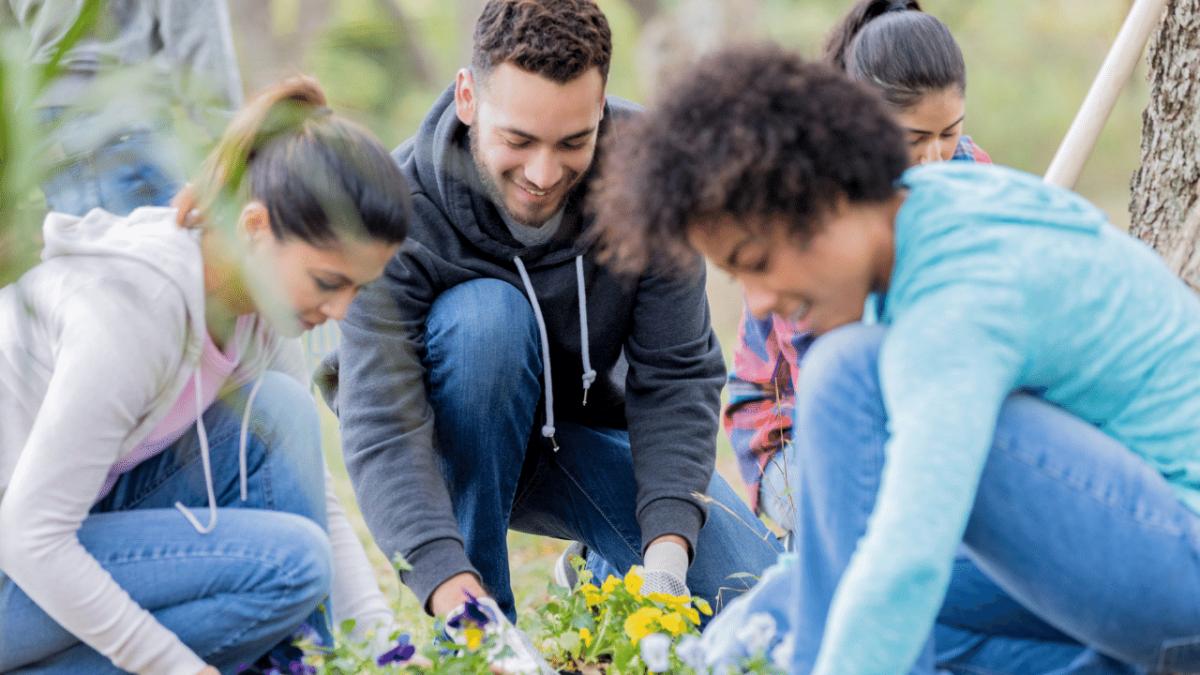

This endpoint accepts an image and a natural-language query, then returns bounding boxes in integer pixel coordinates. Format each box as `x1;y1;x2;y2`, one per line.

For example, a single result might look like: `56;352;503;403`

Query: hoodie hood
401;85;639;269
42;206;208;364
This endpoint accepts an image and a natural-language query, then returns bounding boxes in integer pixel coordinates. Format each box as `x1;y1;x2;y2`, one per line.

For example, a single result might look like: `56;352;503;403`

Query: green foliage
0;0;100;284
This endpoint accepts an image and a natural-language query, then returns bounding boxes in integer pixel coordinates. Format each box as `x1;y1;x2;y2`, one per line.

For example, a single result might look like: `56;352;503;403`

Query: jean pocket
1158;634;1200;673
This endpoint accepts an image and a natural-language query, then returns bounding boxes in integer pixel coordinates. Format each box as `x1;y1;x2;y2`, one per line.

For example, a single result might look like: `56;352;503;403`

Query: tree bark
1129;0;1200;288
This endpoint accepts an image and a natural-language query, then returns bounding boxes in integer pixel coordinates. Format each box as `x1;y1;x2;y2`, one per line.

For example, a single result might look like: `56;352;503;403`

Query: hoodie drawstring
514;255;596;451
514;256;557;450
575;256;596;406
238;374;265;501
175;368;262;534
175;370;219;534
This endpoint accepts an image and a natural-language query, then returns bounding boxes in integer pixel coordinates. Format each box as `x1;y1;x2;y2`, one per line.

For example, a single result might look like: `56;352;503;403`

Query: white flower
676;634;707;672
771;634;794;670
640;633;672;673
735;612;777;656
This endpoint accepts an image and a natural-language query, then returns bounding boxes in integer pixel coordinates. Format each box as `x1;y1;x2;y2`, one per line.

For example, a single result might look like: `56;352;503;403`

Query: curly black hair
472;0;612;84
590;44;908;274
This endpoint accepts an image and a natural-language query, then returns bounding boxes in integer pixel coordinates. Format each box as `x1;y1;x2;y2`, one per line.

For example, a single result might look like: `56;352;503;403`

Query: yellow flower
624;567;644;597
579;583;601;595
584;591;604;607
659;611;688;636
623;606;663;644
681;606;701;625
647;592;690;608
601;575;621;595
579;627;593;647
694;597;713;616
464;626;484;651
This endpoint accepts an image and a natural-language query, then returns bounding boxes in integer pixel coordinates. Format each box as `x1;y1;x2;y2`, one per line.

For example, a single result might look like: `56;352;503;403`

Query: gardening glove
444;595;556;675
642;539;690;597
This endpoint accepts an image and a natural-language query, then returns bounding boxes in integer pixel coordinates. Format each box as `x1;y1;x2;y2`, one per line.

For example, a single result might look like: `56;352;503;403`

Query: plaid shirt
724;136;991;512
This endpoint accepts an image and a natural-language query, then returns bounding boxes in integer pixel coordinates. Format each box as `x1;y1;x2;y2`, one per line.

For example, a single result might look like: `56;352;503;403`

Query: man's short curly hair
591;44;908;274
472;0;612;84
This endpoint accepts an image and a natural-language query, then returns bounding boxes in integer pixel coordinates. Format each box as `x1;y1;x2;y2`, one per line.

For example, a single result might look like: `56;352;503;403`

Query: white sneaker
553;541;587;590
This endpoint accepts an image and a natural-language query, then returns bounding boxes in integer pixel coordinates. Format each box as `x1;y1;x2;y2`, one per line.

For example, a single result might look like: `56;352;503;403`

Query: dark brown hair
823;0;965;108
194;76;409;246
590;45;908;274
471;0;612;83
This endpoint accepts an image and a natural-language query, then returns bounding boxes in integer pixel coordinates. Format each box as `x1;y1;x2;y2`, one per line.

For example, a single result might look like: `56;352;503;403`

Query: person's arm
156;0;243;129
811;287;1029;674
723;307;795;501
331;235;480;615
623;260;727;559
0;279;208;675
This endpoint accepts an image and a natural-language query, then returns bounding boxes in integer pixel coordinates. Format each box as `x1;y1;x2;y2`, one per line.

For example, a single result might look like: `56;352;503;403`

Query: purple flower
446;591;494;630
376;633;416;666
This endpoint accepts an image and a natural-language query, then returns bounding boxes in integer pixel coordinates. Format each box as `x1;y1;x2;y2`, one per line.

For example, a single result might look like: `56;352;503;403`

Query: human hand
430;572;487;617
642;536;690;597
443;594;554;674
170;184;203;229
194;666;219;675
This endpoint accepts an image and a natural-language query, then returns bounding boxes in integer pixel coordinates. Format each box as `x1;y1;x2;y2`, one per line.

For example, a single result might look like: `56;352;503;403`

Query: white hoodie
0;207;391;675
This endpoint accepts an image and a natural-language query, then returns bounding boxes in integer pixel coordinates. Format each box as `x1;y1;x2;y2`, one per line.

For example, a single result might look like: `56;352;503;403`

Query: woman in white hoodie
0;76;408;674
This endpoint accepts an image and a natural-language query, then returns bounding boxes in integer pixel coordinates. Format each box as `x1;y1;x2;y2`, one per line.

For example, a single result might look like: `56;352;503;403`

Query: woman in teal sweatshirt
591;46;1200;674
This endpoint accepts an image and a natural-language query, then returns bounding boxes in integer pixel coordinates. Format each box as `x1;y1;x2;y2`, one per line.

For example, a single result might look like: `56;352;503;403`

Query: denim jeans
39;107;180;217
425;279;783;621
0;373;335;674
703;323;1200;673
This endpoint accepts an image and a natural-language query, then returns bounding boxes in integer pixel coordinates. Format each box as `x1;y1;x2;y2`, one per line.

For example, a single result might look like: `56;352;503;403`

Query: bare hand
170;184;203;229
195;667;219;675
429;572;487;616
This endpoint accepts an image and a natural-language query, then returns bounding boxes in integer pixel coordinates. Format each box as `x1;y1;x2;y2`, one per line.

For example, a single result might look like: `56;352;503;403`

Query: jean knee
244;372;326;516
426;279;541;389
269;514;334;610
794;322;886;427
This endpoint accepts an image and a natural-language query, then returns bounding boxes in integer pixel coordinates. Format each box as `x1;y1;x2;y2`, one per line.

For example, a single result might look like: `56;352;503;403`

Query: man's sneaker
553;541;587;590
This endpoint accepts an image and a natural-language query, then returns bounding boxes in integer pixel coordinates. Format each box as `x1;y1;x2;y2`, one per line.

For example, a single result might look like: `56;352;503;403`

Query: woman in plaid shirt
725;0;991;529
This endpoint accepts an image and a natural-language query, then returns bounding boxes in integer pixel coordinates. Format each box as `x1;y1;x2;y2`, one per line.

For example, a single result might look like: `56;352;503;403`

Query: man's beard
469;127;580;228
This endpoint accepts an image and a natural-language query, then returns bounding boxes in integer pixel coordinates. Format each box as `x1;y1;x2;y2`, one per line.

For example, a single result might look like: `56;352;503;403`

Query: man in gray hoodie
323;0;781;624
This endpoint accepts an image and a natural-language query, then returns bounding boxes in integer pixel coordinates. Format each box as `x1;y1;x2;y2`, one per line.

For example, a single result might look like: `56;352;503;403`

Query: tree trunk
1129;0;1200;288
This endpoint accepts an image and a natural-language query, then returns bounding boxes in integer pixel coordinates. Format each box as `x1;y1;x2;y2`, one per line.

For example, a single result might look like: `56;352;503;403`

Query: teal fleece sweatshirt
814;162;1200;673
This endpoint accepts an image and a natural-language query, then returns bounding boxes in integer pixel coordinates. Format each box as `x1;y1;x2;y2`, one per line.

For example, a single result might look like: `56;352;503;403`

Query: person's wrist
430;572;486;616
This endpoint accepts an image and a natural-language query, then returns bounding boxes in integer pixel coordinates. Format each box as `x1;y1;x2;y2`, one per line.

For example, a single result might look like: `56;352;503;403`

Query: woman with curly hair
725;0;989;542
592;46;1200;673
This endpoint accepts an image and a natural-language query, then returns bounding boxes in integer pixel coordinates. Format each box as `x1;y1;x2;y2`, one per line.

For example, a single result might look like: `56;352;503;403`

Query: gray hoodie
319;86;726;609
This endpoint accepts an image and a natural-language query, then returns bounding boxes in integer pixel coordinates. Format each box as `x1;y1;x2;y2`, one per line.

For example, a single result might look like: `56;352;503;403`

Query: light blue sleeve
812;285;1029;674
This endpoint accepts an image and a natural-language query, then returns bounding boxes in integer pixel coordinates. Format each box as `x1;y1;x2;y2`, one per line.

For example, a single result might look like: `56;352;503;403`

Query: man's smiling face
457;61;606;227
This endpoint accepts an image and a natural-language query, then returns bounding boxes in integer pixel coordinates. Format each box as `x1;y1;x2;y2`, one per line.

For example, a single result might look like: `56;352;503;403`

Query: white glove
642;539;691;597
444;595;555;674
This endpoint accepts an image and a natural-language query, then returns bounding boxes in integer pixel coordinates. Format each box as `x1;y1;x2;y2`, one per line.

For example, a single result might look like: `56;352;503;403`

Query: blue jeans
0;373;334;674
39;107;180;217
425;279;783;621
706;323;1200;673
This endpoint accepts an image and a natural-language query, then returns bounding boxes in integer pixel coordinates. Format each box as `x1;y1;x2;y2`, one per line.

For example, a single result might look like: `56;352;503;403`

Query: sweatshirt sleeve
333;238;476;612
623;261;727;556
0;279;206;675
811;286;1028;675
